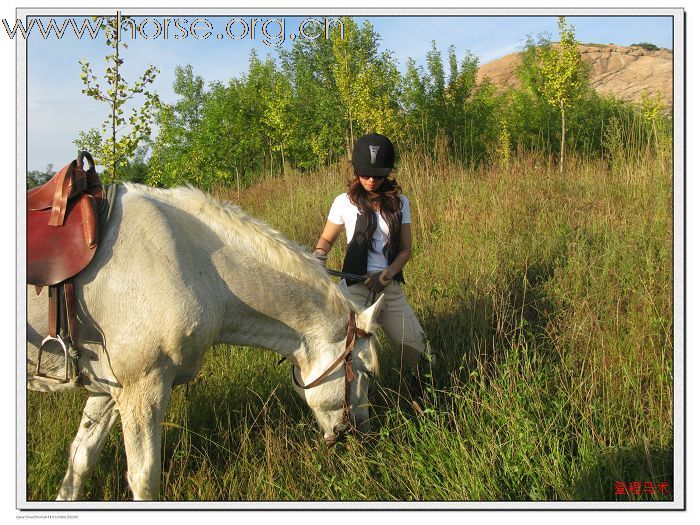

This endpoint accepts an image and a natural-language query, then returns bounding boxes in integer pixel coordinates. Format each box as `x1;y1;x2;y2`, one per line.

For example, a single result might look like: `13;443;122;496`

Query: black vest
342;209;405;286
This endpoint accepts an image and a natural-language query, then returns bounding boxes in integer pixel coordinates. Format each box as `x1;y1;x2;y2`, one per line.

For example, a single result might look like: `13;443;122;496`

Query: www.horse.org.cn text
2;13;347;47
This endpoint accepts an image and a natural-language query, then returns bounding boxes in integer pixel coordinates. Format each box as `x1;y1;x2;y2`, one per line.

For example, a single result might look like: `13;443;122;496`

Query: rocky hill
476;44;672;107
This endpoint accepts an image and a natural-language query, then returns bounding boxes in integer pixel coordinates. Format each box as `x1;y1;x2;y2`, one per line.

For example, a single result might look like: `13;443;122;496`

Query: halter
292;311;369;428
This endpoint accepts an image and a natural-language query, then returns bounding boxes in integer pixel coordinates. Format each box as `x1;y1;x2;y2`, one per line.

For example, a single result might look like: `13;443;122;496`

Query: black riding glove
312;249;328;267
364;270;391;293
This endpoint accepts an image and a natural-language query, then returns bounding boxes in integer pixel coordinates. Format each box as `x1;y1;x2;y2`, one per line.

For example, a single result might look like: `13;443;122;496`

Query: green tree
196;80;253;189
147;64;212;188
331;18;400;157
279;30;345;169
425;41;446;117
27;164;55;188
639;90;665;152
245;51;283;178
513;34;557;157
425;40;447;149
445;46;480;159
262;70;293;174
76;15;160;182
172;64;206;132
399;58;429;149
118;143;150;183
146;104;184;187
537;16;587;173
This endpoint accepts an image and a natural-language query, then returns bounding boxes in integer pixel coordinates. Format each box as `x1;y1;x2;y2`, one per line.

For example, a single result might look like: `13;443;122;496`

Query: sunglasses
358;174;386;180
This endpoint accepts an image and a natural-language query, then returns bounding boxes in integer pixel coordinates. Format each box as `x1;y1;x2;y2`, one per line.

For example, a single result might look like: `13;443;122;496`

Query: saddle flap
27;193;99;286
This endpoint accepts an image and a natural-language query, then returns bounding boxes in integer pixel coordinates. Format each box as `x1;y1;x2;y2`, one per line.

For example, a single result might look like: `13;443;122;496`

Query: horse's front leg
116;378;172;501
57;393;118;501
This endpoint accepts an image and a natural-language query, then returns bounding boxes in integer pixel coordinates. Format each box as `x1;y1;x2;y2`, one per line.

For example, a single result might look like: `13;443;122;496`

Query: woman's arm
384;223;412;279
314;221;344;255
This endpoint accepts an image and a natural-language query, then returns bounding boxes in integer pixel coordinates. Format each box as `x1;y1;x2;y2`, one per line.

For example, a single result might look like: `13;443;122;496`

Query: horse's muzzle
324;417;372;446
324;421;351;446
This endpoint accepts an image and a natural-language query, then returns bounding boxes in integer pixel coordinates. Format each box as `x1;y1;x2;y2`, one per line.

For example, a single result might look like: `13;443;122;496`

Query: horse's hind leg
57;393;118;501
116;379;172;501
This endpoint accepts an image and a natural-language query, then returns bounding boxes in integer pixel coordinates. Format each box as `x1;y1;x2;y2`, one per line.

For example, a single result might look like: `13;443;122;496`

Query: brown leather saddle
27;151;104;382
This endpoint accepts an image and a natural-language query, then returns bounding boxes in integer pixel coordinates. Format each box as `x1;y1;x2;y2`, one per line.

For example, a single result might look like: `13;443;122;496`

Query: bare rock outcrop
476;44;672;107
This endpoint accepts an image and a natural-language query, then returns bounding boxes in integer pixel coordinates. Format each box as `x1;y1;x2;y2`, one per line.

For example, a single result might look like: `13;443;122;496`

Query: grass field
26;148;674;502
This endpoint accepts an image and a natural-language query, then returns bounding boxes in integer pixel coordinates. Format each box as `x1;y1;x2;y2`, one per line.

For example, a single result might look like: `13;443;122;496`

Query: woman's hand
312;248;328;267
365;270;392;293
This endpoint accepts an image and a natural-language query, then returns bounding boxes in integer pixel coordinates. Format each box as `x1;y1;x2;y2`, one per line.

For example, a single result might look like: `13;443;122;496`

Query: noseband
292;311;369;426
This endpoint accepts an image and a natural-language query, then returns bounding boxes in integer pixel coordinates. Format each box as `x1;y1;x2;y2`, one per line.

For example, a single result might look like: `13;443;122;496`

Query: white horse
26;184;383;501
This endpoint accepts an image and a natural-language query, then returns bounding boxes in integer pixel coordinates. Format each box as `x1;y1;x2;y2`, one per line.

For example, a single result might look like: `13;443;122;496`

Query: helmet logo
369;145;380;164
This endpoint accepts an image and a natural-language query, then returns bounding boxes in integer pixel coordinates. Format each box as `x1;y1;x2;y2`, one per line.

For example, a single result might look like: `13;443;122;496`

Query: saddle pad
27;193;99;286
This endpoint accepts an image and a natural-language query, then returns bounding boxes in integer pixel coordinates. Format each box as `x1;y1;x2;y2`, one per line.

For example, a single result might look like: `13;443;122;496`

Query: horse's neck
218;311;303;355
216;256;347;360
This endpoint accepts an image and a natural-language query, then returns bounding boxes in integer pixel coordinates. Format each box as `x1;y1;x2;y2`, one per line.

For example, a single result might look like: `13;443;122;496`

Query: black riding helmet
352;133;395;178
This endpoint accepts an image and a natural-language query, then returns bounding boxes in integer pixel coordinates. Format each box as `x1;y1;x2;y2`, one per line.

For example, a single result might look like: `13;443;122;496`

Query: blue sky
25;13;673;171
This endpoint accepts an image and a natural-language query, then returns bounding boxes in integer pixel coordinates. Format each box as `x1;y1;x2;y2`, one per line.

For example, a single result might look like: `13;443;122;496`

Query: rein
324;268;377;307
325;268;366;281
292;311;369;426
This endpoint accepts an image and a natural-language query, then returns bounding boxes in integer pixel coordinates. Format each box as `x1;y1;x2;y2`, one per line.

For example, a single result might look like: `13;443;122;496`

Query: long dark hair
347;172;403;257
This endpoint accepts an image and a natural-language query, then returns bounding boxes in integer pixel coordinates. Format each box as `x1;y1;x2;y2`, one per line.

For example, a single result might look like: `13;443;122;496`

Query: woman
313;133;431;387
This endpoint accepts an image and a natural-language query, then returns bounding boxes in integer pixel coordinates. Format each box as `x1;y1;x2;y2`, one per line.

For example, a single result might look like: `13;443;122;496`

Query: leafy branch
76;15;160;182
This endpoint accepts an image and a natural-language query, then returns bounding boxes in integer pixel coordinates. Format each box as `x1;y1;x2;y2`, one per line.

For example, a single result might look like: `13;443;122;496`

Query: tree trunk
559;100;566;175
269;145;273;179
235;167;240;201
344;47;354;159
111;33;119;183
280;146;285;176
348;96;354;156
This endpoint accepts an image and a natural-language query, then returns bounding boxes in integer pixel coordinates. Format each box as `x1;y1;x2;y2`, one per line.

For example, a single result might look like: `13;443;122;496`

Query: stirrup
35;334;74;383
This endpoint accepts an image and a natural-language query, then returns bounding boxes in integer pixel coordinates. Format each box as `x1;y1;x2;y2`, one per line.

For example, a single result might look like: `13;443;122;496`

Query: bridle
292;311;370;428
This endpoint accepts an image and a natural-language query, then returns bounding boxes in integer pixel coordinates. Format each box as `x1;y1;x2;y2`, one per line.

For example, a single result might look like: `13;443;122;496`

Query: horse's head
293;295;384;446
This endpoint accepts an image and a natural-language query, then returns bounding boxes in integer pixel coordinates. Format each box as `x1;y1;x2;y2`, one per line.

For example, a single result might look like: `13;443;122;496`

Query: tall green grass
26;146;673;502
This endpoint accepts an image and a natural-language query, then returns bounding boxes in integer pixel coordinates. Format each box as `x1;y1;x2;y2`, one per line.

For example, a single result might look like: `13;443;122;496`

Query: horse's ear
356;294;385;333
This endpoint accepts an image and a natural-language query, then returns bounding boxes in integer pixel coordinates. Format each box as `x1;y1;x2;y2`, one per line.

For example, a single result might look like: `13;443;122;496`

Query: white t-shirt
328;193;411;272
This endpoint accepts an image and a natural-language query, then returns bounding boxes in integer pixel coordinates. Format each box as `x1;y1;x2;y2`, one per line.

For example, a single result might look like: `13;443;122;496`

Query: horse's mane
124;184;355;315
